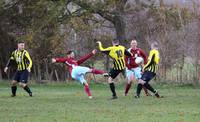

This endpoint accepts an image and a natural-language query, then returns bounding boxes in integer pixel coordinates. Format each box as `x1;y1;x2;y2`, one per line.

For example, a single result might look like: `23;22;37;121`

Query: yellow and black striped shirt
98;42;132;70
143;49;160;73
6;49;32;71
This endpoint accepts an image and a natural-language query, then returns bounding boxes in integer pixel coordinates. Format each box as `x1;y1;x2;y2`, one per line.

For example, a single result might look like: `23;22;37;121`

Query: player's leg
85;67;108;77
143;82;160;98
78;75;92;99
90;68;104;74
18;70;32;97
108;77;117;99
11;80;18;97
71;67;93;98
83;82;92;99
74;66;108;77
142;71;161;98
73;66;107;80
136;71;161;98
135;71;150;98
141;71;157;95
124;69;134;96
75;66;91;76
108;69;121;99
142;85;149;96
11;71;20;97
134;67;149;96
135;80;144;98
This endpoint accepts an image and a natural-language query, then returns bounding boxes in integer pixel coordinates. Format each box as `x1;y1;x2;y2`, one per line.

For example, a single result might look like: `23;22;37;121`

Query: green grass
0;81;200;122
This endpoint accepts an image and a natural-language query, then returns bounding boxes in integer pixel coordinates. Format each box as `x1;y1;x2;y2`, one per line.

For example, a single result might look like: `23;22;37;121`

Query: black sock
11;86;17;96
109;83;116;97
144;83;160;97
144;83;156;93
136;84;143;96
23;86;32;94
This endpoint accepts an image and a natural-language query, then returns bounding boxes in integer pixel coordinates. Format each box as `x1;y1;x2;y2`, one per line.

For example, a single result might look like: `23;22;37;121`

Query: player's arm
124;49;132;57
143;50;155;70
139;49;148;64
4;51;15;73
52;57;68;63
77;49;96;65
24;51;33;72
96;41;111;55
154;50;160;64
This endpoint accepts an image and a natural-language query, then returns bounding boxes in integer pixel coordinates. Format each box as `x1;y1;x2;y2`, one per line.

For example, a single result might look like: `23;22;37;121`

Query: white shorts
71;66;91;84
126;67;142;81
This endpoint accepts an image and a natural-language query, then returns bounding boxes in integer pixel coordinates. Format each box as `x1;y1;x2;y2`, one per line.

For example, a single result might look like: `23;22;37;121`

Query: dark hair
67;50;74;55
112;38;119;45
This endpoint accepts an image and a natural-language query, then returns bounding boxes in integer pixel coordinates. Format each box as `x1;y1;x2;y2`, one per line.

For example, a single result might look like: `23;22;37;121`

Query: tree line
0;0;199;84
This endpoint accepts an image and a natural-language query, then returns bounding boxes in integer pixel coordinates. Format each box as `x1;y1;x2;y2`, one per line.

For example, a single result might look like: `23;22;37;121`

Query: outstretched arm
97;41;111;55
52;57;68;63
77;49;96;65
124;49;132;57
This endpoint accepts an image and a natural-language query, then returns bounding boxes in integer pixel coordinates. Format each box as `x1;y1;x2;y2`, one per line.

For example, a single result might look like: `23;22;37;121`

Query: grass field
0;81;200;122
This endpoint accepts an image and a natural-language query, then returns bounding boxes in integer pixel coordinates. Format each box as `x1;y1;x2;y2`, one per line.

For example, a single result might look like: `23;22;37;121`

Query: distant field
0;81;200;122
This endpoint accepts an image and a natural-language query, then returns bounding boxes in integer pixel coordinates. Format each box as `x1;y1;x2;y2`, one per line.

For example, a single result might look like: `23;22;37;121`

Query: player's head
131;37;137;49
112;39;119;46
67;50;75;58
17;41;25;50
151;42;159;50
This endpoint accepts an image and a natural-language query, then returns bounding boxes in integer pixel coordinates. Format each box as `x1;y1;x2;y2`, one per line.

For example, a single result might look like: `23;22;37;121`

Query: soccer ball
135;57;144;64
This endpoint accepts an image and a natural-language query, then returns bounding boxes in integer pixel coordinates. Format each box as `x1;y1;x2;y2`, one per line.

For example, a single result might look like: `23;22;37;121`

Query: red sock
125;83;132;95
91;68;104;74
142;85;149;96
84;85;92;96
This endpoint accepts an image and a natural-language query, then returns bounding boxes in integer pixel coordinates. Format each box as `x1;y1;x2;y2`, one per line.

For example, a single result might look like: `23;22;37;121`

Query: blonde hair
151;42;159;49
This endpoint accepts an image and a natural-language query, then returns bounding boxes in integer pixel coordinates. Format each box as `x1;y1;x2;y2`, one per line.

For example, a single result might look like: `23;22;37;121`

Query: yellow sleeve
10;51;15;60
143;49;159;69
98;42;112;52
5;51;15;67
154;50;160;64
25;51;33;69
143;51;153;69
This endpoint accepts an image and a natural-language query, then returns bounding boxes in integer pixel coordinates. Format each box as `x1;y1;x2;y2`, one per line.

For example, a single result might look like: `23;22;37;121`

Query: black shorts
109;68;124;79
141;71;156;82
13;70;29;83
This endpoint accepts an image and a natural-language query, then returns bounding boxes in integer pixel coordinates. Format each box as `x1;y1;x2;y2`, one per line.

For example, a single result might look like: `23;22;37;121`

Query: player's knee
83;82;89;86
18;83;23;87
11;80;17;86
88;69;93;73
108;77;113;83
19;82;26;88
138;79;146;85
127;80;132;84
130;75;135;81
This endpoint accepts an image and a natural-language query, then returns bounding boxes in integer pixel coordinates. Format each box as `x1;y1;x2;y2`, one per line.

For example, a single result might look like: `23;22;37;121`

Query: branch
72;0;115;23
